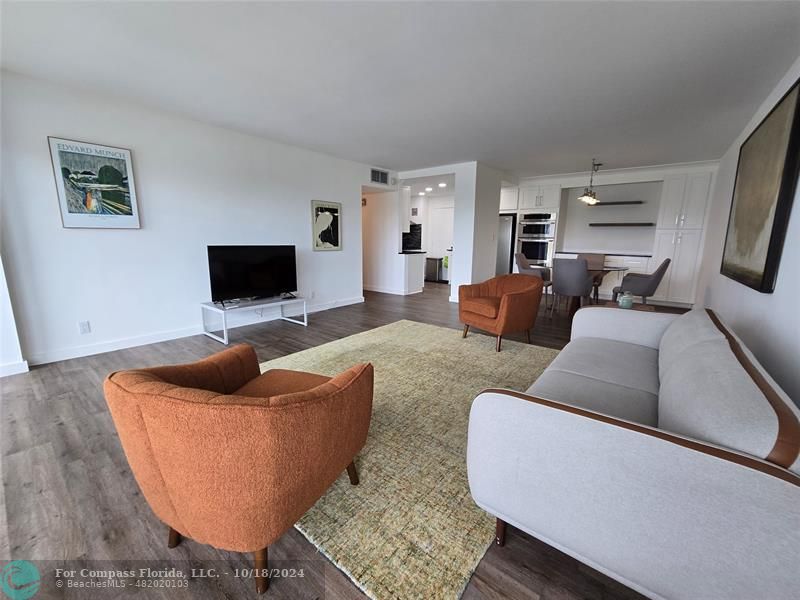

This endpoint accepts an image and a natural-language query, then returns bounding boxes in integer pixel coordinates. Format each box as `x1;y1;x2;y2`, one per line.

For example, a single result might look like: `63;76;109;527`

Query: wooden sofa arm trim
706;309;800;469
478;388;800;487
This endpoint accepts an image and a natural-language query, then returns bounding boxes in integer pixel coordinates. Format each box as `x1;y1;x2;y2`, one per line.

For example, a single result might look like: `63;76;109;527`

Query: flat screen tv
207;245;297;302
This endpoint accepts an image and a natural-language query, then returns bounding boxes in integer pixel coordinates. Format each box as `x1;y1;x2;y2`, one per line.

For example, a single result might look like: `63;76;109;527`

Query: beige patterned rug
259;320;558;599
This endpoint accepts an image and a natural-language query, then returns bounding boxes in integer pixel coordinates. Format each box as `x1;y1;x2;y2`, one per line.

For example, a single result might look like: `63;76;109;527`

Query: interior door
428;206;454;258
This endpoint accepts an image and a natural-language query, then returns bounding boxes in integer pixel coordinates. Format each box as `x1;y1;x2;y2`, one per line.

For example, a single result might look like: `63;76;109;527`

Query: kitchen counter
402;252;425;294
558;251;652;258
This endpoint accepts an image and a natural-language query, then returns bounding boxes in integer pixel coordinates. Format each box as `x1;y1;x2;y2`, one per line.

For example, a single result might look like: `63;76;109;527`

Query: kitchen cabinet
656;173;711;230
520;184;560;210
500;187;519;211
648;230;702;303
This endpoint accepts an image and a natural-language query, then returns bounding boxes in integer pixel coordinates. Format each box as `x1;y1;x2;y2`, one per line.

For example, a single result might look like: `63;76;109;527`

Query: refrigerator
495;214;517;276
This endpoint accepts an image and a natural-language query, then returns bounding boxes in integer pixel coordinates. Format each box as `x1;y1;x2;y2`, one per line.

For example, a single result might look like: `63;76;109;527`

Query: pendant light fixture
578;159;602;205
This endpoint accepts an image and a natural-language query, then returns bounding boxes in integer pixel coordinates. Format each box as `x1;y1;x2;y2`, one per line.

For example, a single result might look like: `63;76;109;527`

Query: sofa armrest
497;284;542;331
467;390;800;600
571;306;677;349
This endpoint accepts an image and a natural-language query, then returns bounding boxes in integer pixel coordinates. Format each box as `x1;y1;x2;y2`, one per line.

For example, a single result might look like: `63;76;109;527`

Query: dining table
588;266;630;304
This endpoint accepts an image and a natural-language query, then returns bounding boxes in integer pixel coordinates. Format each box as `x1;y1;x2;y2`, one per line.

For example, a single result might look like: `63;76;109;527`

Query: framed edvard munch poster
48;137;141;228
720;78;800;293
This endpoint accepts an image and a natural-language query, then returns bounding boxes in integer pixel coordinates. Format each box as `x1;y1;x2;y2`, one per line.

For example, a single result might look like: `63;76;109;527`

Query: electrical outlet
78;321;91;335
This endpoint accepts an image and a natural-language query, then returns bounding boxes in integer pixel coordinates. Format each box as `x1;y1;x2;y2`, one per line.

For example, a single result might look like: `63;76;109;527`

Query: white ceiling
3;2;799;176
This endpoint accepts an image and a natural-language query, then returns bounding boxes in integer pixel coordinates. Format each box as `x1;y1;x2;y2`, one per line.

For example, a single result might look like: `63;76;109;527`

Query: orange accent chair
103;344;373;594
459;274;544;351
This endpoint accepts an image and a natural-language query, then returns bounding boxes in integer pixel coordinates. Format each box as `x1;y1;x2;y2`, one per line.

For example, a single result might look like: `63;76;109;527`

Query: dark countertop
398;250;427;254
559;251;652;258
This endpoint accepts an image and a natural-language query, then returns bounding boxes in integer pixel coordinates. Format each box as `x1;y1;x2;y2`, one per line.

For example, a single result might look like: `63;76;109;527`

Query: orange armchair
459;274;544;351
103;344;373;594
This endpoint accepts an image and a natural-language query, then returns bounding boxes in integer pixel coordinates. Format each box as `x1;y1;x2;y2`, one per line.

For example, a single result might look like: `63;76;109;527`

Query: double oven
518;212;556;266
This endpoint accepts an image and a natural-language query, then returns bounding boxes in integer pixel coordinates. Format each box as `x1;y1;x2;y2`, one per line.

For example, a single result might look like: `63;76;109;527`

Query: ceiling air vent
370;169;389;185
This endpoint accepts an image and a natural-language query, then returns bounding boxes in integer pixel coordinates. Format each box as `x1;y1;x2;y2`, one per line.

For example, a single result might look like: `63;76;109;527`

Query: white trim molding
0;360;29;377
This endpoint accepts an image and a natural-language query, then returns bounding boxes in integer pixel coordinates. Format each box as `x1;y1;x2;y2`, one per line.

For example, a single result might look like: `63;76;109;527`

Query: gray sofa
467;307;800;600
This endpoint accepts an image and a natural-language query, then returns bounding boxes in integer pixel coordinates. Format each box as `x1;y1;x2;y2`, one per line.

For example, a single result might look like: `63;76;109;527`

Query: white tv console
201;296;307;344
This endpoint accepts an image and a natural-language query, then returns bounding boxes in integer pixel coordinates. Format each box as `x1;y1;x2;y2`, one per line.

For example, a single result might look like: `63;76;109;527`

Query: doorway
402;174;455;287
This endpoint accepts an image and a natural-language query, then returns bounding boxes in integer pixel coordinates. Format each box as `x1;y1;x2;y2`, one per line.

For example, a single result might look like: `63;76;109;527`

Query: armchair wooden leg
525;329;531;344
496;336;502;352
495;518;506;546
346;461;359;485
254;547;269;594
462;324;470;338
167;527;182;549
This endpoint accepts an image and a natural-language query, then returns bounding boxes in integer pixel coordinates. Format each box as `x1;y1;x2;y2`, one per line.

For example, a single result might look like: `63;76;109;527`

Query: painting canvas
312;200;341;251
48;137;140;228
721;79;800;292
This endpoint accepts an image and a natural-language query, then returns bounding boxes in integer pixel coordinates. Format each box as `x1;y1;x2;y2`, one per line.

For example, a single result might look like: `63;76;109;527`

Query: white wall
471;163;503;283
558;181;663;254
0;254;28;376
696;55;800;404
1;71;369;365
361;191;406;294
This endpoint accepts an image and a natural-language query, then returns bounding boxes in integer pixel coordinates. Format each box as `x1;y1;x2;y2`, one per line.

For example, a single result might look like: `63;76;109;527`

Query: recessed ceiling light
418;192;425;196
425;187;433;192
438;182;447;188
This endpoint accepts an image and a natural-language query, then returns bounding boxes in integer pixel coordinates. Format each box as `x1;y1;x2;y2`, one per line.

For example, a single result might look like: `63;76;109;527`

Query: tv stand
201;296;307;344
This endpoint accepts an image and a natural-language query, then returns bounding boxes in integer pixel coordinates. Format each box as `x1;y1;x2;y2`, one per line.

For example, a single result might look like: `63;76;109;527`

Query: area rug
259;320;559;599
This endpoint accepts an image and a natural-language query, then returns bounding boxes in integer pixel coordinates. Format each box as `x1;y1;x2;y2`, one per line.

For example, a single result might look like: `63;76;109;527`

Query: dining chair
611;258;671;305
577;253;606;303
550;258;594;317
514;253;552;310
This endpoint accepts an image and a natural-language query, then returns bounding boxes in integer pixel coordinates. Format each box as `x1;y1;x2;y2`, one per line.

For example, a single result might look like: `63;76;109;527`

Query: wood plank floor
1;284;678;599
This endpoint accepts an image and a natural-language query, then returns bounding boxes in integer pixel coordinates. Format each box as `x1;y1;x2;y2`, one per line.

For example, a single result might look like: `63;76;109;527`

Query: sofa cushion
528;369;658;425
235;369;331;398
527;337;660;425
658;309;725;380
658;339;780;459
461;296;501;319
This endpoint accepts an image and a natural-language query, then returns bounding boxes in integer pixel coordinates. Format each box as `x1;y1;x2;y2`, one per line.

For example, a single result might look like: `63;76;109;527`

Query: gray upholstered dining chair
577;253;606;303
612;258;671;305
515;253;552;309
550;258;594;317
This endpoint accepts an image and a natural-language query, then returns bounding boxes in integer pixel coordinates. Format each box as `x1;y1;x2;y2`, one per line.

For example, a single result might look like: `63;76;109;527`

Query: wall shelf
589;200;644;206
588;222;655;227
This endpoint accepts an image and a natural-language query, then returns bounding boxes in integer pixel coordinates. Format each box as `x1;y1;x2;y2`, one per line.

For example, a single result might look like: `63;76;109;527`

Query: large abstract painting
48;137;140;228
721;79;800;292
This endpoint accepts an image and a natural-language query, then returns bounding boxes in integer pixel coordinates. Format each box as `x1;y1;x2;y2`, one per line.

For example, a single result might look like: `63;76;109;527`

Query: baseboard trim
27;296;367;365
0;360;29;377
27;326;204;366
363;285;411;296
